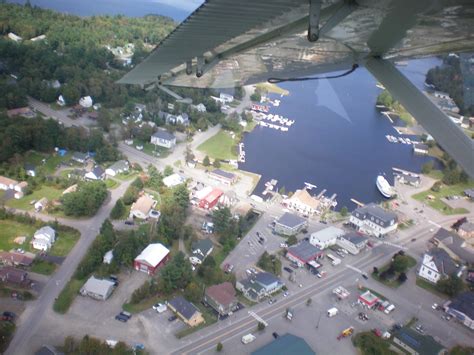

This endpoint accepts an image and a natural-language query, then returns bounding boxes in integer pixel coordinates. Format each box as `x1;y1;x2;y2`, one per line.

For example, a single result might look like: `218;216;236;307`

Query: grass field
53;278;84;314
412;181;474;215
256;82;289;96
50;229;80;257
6;185;63;211
372;255;417;288
25;151;71;174
133;139;171;159
0;220;37;252
197;130;238;160
105;179;119;189
30;259;57;275
115;171;138;181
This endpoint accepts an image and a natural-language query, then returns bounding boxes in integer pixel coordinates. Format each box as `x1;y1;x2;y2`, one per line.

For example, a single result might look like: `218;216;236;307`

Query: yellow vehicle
337;327;354;340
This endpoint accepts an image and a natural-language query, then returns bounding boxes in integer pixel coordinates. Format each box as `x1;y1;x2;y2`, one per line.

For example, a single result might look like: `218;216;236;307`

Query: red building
134;243;170;275
199;188;223;209
358;290;379;307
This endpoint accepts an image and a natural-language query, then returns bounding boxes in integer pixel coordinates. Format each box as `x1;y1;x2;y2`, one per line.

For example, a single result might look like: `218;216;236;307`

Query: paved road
6;179;133;355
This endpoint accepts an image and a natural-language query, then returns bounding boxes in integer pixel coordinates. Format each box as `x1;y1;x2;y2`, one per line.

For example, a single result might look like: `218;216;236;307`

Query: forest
0;3;176;108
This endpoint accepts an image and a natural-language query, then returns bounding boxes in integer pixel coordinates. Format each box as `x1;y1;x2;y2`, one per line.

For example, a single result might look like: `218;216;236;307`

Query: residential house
430;228;474;264
193;103;206;112
396;173;421;187
25;163;36;177
71;152;89;164
236;272;283;301
7;107;35;118
14;181;28;199
0;252;34;267
167;296;205;327
0;266;29;285
413;143;429;155
189;239;213;265
458;222;474;239
150;130;176;149
134;243;170;275
465;188;474;200
80;276;115;301
286;241;324;267
79;96;93;108
274;212;307;236
209;169;237;185
199;188;223;209
252;333;315;355
219;93;234;103
67;169;86;180
350;203;398;237
34;197;49;212
8;32;22;42
32;226;56;251
129;194;157;219
175;113;190;126
444;291;474;330
103;250;114;264
85;166;105;181
163;173;186;188
204;282;238;316
418;248;462;284
393;327;446;355
336;232;368;255
309;226;345;249
284;189;320;215
30;34;46;42
105;160;129;177
0;176;18;190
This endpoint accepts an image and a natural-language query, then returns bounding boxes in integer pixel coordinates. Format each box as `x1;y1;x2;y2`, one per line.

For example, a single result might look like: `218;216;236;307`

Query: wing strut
366;57;474;177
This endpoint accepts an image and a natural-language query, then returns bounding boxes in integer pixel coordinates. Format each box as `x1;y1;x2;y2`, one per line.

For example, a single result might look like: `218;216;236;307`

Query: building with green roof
251;334;315;355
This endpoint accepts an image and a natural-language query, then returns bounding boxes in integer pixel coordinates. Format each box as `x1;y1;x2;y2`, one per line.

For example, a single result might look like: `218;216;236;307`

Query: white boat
376;175;395;198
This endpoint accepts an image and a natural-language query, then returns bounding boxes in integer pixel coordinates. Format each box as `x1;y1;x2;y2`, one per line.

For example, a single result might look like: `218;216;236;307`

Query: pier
350;198;365;207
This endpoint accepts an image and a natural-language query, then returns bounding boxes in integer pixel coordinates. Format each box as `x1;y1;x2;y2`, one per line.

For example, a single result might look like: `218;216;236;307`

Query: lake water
240;58;442;210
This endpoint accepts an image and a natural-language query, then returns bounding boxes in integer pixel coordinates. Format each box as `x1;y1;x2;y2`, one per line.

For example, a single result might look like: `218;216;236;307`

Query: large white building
418;248;461;283
310;226;345;249
350;203;398;237
32;226;56;251
150;130;176;149
284;189;320;215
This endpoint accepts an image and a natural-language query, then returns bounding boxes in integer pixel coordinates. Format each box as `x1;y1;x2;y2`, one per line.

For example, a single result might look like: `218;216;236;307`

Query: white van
242;334;256;344
384;304;395;314
327;307;339;317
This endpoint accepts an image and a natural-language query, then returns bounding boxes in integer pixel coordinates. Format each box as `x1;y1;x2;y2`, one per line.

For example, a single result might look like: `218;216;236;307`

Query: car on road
280;243;288;248
432;303;438;310
362;273;368;280
415;325;425;334
168;315;177;322
115;311;132;323
283;292;289;297
272;332;279;339
283;267;293;273
124;220;134;225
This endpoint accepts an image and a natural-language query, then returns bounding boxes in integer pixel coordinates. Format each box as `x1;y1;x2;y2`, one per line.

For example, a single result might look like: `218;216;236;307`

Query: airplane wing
119;0;474;88
119;0;474;176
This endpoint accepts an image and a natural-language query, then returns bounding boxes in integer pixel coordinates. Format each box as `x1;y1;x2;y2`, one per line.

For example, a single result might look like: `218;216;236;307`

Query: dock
350;198;365;207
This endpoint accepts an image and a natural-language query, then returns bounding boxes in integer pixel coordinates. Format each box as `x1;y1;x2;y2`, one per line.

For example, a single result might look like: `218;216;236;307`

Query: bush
257;322;265;331
216;342;223;352
110;199;126;219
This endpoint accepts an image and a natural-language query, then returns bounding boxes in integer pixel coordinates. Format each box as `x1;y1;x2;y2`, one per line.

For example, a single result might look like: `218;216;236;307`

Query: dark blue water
240;58;442;210
7;0;198;21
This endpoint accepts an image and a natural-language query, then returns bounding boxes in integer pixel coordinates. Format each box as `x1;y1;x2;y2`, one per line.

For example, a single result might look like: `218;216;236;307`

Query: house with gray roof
105;160;129;177
209;169;237;185
286;241;324;266
167;296;204;327
336;232;369;255
393;327;445;355
80;276;115;301
85;166;105;180
32;226;56;251
274;212;307;236
430;228;474;264
189;238;214;265
444;291;474;330
236;272;283;302
464;188;474;200
350;203;398;237
71;152;89;164
418;248;462;284
150;130;176;149
458;221;474;239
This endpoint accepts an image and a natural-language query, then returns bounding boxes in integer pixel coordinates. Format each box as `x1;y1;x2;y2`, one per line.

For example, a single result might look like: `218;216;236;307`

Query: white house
193;103;206;112
14;181;28;199
34;197;49;212
0;176;18;191
79;96;93;108
336;232;368;255
163;173;186;188
219;93;234;103
284;189;320;215
175;113;190;126
189;239;214;265
105;160;129;177
150;130;176;149
129;194;157;219
350;203;398;237
310;226;345;249
57;95;66;106
85;166;105;181
103;250;114;264
418;248;461;284
32;226;56;251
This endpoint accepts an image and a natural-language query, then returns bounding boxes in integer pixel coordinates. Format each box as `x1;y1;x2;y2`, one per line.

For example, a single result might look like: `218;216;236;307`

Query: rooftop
205;282;236;307
192;238;213;255
432;228;474;263
341;232;368;245
168;296;200;320
352;203;398;226
254;272;281;286
131;194;155;216
310;226;345;242
290;189;319;209
135;243;169;267
210;169;235;180
287;241;322;262
152;129;175;141
81;276;115;297
459;222;474;233
277;212;307;229
395;327;445;355
427;248;460;276
448;291;474;320
252;333;315;355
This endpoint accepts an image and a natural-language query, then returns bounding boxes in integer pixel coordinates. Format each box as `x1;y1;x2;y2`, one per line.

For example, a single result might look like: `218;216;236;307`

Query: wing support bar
366;57;474;177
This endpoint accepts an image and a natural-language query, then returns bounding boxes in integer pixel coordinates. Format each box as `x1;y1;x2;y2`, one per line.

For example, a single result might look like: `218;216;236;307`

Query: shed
80;276;115;301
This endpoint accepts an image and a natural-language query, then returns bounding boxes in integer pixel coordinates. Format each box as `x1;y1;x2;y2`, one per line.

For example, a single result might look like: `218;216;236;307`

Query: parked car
280;243;288;248
115;311;131;323
283;267;293;273
272;332;279;339
2;311;16;321
168;315;177;322
124;220;134;225
108;275;119;286
153;303;167;313
362;273;369;280
432;303;438;310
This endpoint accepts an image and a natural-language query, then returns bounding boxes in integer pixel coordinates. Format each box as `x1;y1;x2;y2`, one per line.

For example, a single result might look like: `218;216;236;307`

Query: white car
136;145;144;151
280;243;288;248
152;303;167;313
283;292;289;297
432;303;438;310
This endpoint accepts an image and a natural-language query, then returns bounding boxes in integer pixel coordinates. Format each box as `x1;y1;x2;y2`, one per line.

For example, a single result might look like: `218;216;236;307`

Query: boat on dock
376;175;395;198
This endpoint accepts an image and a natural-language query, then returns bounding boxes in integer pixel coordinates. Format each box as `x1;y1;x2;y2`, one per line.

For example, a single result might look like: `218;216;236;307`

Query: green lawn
415;278;446;297
133;139;171;159
6;185;63;211
30;259;57;275
197;130;238;160
25;151;72;174
53;278;85;314
412;181;474;215
0;220;37;252
50;229;80;257
115;171;138;181
372;255;417;288
105;179;119;189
